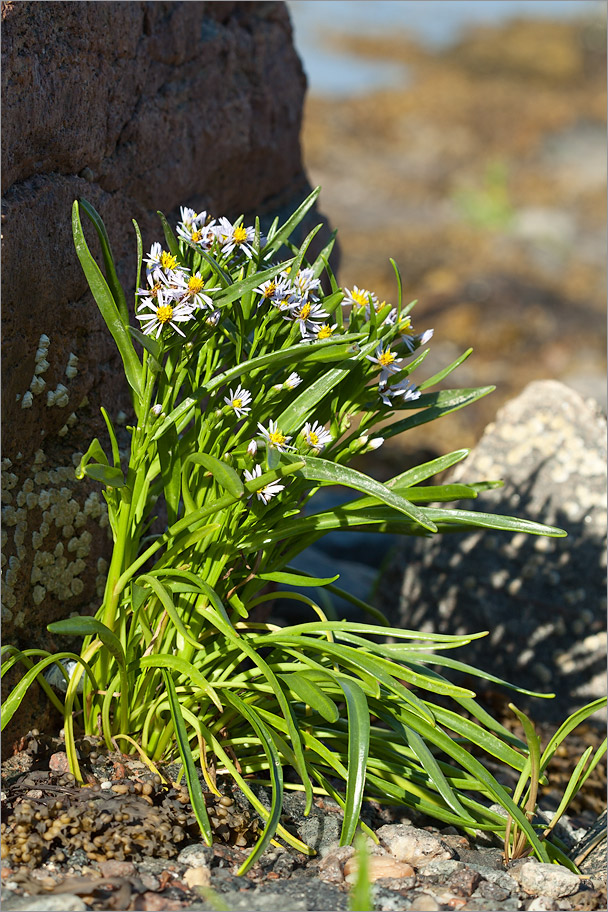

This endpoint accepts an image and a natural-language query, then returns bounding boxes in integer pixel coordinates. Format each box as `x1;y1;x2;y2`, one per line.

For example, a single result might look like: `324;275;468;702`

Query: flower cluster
129;202;436;508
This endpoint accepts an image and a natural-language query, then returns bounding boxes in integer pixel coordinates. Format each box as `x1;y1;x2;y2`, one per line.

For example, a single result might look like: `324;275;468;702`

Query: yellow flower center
160;251;178;270
233;226;248;244
351;289;368;307
268;430;287;447
263;282;276;298
191;230;202;242
299;303;311;320
378;351;395;367
156;304;174;324
400;317;414;335
317;324;333;340
278;299;290;310
188;275;205;294
232;398;242;409
308;431;319;446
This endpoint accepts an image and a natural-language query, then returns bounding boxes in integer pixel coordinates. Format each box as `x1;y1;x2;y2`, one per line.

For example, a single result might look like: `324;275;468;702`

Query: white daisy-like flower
255;277;290;302
171;271;219;310
315;322;338;341
284;372;302;389
379;378;421;407
343;285;378;310
144;243;185;277
243;464;286;505
398;316;434;352
257;419;292;452
136;269;176;306
223;385;253;419
287;267;321;300
284;298;330;339
214;217;256;259
301;420;332;453
179;207;207;229
367;344;404;383
136;289;194;339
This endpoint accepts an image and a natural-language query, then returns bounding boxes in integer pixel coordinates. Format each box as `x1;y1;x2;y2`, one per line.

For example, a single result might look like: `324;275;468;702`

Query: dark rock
384;380;606;721
1;0;333;748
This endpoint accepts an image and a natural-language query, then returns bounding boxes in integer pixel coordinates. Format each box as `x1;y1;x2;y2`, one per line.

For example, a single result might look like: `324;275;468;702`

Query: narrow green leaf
260;187;321;257
72;201;142;402
224;692;284;875
203;334;362;394
280;673;340;723
161;669;212;845
382;387;495;438
338;679;370;845
156;211;180;258
424;507;567;538
2;652;96;730
48;617;126;669
285;453;437;532
419;348;474;390
83;464;126;487
214;257;294;309
183;453;244;500
79;198;128;325
258;570;339;587
140;655;222;711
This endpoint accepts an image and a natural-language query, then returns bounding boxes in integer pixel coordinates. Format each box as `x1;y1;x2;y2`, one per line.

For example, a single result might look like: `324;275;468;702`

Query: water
287;0;606;96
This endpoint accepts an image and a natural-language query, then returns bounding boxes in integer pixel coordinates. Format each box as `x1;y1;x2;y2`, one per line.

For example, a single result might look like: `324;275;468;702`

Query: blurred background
286;0;606;475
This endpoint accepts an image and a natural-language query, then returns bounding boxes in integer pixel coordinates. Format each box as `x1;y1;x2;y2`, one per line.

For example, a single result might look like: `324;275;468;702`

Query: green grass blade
338;678;370;845
223;692;284;875
286;454;437;532
260;186;321;258
280;673;340;723
72;201;143;402
79;198;129;325
161;669;212;845
381;387;495;438
419;348;474;389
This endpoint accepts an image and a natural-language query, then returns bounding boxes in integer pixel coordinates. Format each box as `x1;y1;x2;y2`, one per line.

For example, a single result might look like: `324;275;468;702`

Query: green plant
2;189;602;875
349;833;374;912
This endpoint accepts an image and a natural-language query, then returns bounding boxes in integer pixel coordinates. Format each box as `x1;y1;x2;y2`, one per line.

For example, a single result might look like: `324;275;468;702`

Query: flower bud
247;439;258;457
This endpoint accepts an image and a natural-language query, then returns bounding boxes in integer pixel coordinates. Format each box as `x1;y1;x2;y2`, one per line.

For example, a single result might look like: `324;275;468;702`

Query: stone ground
1;725;605;912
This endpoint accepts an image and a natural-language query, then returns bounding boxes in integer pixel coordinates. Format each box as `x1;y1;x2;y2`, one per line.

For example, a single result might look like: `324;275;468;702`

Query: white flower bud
247;439;258;457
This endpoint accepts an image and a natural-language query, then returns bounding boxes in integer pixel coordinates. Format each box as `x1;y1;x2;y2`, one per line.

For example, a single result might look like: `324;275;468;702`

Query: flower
284;298;330;339
136;269;176;306
286;266;321;300
243;464;285;505
284;372;302;389
301;420;332;453
255;277;290;302
397;316;434;352
315;323;337;341
172;271;219;310
224;385;252;419
343;285;378;310
258;419;292;452
247;439;258;457
367;344;404;383
214;217;255;259
379;378;421;407
144;242;185;277
136;289;194;339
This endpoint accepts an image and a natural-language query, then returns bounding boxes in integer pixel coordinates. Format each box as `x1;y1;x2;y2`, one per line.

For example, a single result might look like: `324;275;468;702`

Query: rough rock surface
383;380;606;721
1;0;329;747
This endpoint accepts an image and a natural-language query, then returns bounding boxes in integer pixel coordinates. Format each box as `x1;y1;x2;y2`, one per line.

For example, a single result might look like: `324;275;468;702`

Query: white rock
513;861;581;898
376;824;453;868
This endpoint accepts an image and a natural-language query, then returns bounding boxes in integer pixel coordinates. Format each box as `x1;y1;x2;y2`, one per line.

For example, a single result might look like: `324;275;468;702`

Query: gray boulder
383;380;606;721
